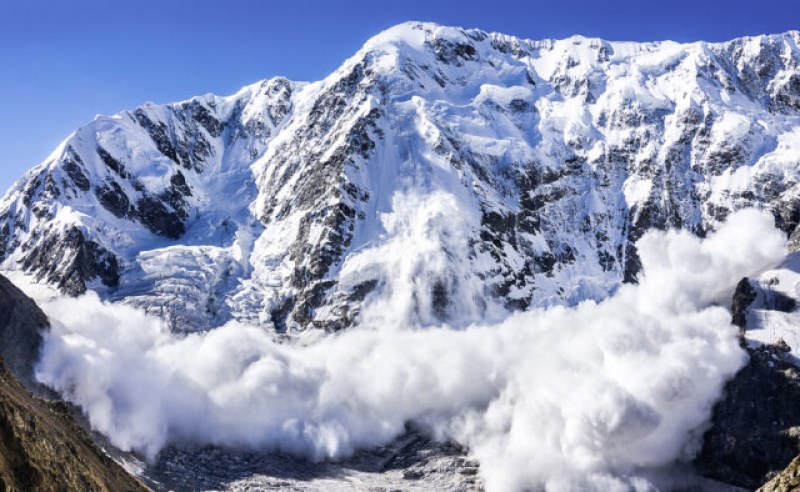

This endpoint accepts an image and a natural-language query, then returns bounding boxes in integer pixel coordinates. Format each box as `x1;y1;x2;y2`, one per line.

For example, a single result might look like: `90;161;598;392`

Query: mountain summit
2;22;800;332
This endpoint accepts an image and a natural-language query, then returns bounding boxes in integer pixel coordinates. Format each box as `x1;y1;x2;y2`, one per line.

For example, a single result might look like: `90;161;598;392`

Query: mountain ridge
2;21;800;333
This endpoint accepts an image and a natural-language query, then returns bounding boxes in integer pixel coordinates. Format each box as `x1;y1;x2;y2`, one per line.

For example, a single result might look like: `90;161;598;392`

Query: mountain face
693;254;800;488
0;357;149;492
0;275;48;393
0;274;147;491
2;22;800;332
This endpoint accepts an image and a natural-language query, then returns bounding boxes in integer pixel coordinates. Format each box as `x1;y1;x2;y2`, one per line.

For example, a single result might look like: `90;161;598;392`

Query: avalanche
2;20;800;490
31;207;785;491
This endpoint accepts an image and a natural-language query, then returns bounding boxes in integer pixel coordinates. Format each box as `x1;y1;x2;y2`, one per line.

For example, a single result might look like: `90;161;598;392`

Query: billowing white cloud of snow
33;192;786;491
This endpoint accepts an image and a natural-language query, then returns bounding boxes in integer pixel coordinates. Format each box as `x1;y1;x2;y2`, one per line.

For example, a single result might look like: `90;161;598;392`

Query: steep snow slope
737;252;800;356
0;78;297;329
2;22;800;332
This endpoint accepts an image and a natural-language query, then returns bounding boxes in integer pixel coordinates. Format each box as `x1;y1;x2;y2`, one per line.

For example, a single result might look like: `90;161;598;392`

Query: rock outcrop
759;455;800;492
0;356;149;491
696;343;800;489
0;275;48;392
698;274;800;489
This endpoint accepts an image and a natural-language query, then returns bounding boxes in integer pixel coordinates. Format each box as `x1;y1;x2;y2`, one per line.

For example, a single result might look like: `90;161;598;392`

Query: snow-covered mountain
2;22;800;332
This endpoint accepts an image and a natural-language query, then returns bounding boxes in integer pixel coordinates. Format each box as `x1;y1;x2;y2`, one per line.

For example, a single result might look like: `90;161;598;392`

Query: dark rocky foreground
696;278;800;490
0;275;49;393
696;343;800;489
0;274;149;491
0;357;149;491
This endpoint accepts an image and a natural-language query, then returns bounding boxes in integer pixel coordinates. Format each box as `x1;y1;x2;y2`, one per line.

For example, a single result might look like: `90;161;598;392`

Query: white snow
745;253;800;357
29;209;784;492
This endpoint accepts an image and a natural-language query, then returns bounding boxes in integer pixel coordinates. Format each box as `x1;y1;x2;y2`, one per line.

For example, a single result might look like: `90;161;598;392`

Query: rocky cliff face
0;275;48;392
696;342;800;489
2;23;800;333
697;260;800;488
0;357;149;492
0;274;148;491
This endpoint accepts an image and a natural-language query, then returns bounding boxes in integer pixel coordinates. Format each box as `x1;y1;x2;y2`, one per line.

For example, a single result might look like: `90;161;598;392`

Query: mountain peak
2;23;800;332
363;21;473;50
361;22;800;66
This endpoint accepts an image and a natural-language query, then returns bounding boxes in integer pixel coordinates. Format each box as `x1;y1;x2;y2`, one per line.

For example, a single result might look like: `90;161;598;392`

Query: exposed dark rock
169;171;192;198
731;277;796;337
349;279;379;303
0;357;149;491
155;171;192;223
0;275;48;393
696;343;800;489
731;277;757;331
293;280;335;329
269;297;295;333
184;101;223;137
134;109;183;167
97;147;130;179
96;181;132;219
428;38;478;65
597;250;616;271
770;72;800;112
0;225;7;263
21;227;119;296
772;199;800;236
62;147;91;192
21;175;42;208
534;251;557;275
136;196;185;240
697;278;800;488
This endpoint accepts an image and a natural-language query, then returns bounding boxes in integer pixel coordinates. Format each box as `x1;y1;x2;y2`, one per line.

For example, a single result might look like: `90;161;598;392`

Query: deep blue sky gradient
1;0;798;192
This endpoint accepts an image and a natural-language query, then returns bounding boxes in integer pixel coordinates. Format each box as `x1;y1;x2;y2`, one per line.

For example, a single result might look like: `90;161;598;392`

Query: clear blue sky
1;0;798;193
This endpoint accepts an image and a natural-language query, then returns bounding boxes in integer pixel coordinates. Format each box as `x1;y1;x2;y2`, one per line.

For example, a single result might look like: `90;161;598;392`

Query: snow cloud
33;194;785;491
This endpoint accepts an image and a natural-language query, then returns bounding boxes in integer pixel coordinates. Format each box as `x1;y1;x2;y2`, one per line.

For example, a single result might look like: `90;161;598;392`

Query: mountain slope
0;275;48;392
0;357;149;492
2;22;800;332
0;273;148;491
0;78;297;329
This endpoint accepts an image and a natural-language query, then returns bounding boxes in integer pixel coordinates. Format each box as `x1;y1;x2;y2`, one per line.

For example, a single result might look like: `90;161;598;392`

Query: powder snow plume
33;193;785;491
